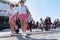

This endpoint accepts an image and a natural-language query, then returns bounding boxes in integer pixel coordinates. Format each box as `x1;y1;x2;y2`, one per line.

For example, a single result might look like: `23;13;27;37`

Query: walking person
27;13;33;32
45;17;52;31
40;18;44;31
16;0;30;38
6;4;19;35
36;21;39;28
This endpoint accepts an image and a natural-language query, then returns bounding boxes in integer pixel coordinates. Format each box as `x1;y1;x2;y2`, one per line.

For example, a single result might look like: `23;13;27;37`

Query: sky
11;0;60;22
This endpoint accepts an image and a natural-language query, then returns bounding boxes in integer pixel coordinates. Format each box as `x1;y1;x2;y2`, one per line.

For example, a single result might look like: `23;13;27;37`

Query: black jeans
45;24;51;31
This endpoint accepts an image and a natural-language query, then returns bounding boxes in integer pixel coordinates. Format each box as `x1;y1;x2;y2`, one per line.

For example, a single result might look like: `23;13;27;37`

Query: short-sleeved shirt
40;20;44;27
7;9;16;16
27;17;33;23
16;5;28;14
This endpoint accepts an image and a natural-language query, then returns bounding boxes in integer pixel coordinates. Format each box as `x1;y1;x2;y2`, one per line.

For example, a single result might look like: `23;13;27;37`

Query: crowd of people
5;0;60;39
27;17;60;32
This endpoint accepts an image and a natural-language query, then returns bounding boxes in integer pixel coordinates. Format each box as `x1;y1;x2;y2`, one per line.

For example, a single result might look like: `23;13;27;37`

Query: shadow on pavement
0;34;57;40
16;36;57;40
16;34;57;40
0;29;59;40
27;29;60;35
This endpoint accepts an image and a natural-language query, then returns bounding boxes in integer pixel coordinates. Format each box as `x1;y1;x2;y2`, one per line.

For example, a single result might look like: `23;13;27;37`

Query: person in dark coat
45;17;52;31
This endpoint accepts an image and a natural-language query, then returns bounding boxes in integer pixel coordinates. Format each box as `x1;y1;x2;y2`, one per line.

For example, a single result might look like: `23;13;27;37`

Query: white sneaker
22;33;28;39
11;33;15;36
11;32;18;36
23;33;27;37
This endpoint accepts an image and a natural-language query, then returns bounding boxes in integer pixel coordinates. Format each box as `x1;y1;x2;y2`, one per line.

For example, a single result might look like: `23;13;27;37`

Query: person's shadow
16;34;57;40
0;33;57;40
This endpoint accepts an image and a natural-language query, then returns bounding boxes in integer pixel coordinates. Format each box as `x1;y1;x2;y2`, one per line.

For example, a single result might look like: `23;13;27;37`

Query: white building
0;0;27;16
0;0;17;16
0;0;10;16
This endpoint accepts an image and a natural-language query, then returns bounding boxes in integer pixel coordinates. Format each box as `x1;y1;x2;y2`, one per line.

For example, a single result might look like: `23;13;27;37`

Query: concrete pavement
0;28;60;40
